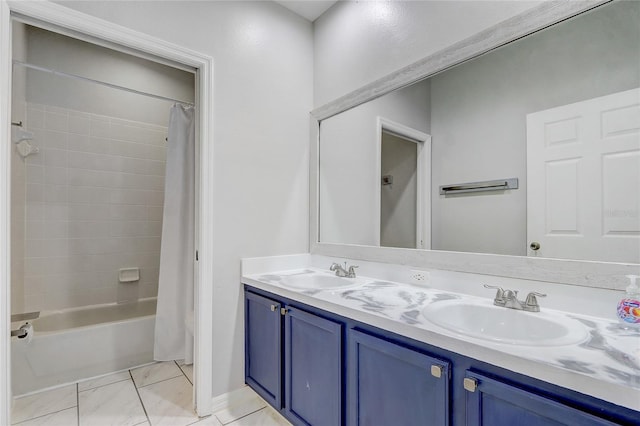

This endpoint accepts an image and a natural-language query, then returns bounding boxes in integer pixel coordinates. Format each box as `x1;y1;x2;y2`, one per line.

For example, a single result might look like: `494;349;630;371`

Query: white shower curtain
154;103;195;364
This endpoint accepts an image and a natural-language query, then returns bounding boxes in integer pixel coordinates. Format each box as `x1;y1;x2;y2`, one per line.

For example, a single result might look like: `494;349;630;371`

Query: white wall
320;80;429;246
430;0;640;255
56;0;313;397
25;26;194;126
313;0;541;106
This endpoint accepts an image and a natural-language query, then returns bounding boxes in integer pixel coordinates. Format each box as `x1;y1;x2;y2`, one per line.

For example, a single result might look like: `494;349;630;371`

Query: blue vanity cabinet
284;306;343;426
245;291;282;409
245;286;639;426
464;371;620;426
347;329;450;426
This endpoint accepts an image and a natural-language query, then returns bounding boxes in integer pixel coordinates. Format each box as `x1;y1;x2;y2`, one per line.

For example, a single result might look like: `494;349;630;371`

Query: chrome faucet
330;262;358;278
483;284;546;312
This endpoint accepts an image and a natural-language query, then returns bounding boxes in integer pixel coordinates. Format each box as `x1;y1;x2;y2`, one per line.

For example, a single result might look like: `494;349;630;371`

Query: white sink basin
280;273;363;290
421;299;588;346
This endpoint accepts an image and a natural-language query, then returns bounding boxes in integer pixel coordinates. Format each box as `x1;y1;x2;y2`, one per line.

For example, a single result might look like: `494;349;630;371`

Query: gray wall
11;23;28;314
380;133;417;249
320;79;430;246
25;26;194;126
430;0;640;255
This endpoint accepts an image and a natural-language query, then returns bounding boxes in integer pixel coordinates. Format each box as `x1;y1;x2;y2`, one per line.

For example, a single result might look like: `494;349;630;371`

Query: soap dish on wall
119;267;140;283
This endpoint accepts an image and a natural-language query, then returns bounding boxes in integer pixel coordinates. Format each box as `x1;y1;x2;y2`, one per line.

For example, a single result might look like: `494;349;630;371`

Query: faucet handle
483;284;506;305
347;265;359;277
524;291;546;310
330;262;340;271
483;284;504;298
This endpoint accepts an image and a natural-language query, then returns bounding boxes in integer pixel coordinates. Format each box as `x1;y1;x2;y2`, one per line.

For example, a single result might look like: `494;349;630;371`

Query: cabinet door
284;306;342;426
347;329;450;426
245;292;282;408
464;371;619;426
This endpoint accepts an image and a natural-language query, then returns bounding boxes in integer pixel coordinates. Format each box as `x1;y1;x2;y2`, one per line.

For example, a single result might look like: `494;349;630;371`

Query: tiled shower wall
13;102;167;312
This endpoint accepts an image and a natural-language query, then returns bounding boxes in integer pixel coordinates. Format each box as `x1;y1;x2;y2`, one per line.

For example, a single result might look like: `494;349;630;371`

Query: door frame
0;2;215;423
375;117;431;249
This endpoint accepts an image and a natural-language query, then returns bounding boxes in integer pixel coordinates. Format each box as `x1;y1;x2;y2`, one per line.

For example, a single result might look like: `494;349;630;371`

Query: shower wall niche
11;24;195;314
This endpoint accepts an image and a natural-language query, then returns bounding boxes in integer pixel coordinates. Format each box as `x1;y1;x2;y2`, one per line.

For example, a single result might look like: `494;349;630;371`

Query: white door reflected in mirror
527;88;640;263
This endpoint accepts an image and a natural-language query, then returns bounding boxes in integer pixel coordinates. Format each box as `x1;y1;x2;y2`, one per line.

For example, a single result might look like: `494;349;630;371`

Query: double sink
277;270;588;347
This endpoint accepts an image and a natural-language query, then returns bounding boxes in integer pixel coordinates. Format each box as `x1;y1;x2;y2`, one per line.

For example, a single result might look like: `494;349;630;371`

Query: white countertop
241;254;640;412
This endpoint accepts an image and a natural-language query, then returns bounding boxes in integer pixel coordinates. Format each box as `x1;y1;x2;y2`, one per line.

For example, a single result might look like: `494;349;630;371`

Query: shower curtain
154;103;195;364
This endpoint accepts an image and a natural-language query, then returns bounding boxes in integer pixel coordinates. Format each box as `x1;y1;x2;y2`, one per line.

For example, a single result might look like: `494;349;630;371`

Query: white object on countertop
119;267;140;283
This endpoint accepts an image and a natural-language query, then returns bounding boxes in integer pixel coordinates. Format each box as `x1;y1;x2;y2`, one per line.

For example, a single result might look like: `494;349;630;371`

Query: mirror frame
309;0;639;290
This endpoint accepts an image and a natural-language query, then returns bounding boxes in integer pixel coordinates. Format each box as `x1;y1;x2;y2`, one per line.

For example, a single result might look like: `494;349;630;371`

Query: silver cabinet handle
430;365;443;378
463;377;478;392
270;304;277;312
530;241;541;251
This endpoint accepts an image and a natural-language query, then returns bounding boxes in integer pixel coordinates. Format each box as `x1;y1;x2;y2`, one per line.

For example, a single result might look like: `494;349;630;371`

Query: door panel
347;329;449;426
526;87;640;262
245;292;282;408
465;371;618;426
285;307;342;426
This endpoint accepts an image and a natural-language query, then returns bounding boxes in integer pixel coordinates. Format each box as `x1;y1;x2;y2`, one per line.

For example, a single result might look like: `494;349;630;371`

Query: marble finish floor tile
11;384;77;424
12;407;78;426
228;408;291;426
78;379;147;426
131;361;182;388
78;370;131;392
212;386;266;425
137;375;198;426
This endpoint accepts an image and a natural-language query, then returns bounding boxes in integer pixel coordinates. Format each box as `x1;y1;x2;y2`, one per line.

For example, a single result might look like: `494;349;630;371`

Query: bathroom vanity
242;255;640;426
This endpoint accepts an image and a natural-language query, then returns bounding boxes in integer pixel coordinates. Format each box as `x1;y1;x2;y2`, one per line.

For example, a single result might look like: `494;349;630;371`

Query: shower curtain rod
13;60;195;107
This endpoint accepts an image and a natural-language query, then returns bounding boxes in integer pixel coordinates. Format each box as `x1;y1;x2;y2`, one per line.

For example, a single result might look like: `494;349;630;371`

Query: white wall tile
44;166;67;185
43;148;67;167
44;130;67;149
25;150;43;165
20;103;167;310
27;107;45;129
90;119;110;138
44;221;68;239
147;206;163;221
68;221;111;239
25;220;46;240
25;184;43;203
44;204;70;221
44;111;68;132
43;185;67;203
147;160;166;176
25;165;44;184
69;116;91;135
110;205;147;220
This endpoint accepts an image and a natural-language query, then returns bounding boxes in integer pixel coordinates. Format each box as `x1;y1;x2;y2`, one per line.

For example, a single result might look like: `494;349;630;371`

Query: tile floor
12;361;291;426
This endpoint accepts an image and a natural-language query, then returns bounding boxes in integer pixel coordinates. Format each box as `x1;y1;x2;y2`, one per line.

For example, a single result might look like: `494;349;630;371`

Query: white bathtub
11;298;156;395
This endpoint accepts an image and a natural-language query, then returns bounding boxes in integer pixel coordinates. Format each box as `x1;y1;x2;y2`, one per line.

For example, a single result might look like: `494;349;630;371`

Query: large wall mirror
318;0;640;265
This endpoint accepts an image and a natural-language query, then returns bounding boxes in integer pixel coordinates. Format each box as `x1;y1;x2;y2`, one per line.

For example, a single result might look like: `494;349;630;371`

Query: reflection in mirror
319;1;640;263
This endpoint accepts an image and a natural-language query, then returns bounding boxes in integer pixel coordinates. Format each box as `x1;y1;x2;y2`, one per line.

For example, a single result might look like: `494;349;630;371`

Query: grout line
77;377;131;393
221;407;266;426
11;405;77;426
129;370;151;425
76;383;80;426
136;374;185;389
175;360;193;386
